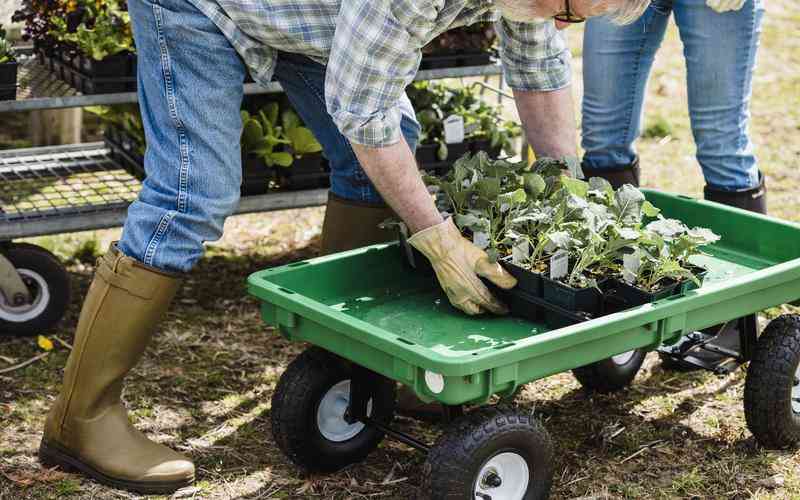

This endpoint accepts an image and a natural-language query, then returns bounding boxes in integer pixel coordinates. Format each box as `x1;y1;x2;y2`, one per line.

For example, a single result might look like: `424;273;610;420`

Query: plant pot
0;61;18;88
499;258;543;298
604;278;680;312
541;276;606;317
241;153;273;196
81;52;132;79
680;264;709;294
277;153;330;190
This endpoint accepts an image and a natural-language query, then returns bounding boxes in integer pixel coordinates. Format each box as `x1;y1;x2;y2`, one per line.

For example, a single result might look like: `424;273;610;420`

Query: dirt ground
1;1;799;498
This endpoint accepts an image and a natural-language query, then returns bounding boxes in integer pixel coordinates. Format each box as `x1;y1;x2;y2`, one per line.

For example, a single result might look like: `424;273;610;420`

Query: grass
1;1;799;498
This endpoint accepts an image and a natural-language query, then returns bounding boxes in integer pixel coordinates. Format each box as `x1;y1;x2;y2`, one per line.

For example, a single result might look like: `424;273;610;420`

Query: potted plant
240;102;327;192
408;81;521;171
0;25;18;101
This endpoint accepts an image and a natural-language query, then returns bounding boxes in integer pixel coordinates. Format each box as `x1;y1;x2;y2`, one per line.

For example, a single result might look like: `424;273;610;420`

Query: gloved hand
408;218;517;315
706;0;746;13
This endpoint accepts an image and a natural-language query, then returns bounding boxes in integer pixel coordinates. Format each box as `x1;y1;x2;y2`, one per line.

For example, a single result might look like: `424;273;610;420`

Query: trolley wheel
271;346;396;473
420;406;554;500
571;349;646;393
744;314;800;449
0;243;71;336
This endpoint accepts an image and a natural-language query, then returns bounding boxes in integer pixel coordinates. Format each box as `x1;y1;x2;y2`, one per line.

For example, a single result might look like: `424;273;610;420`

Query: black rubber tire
572;349;646;393
420;406;554;500
744;314;800;449
0;243;71;336
270;346;396;473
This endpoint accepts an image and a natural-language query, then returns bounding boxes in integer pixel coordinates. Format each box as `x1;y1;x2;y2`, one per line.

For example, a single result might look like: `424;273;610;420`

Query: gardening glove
408;218;517;316
706;0;746;13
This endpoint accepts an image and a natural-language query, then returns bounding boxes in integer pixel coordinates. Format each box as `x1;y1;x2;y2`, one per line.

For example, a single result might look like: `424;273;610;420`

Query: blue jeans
581;0;764;191
119;0;419;273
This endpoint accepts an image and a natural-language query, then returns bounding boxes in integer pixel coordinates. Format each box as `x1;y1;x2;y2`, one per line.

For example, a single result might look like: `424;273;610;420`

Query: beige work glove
706;0;746;13
408;218;517;315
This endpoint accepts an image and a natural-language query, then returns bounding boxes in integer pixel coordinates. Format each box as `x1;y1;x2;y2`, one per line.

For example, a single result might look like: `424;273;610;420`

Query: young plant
49;0;133;60
0;25;16;64
408;81;521;160
241;103;321;168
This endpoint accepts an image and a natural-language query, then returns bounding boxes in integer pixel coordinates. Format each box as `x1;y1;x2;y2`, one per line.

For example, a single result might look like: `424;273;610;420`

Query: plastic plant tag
622;249;641;284
443;115;465;144
512;240;530;265
550;250;569;280
473;231;490;250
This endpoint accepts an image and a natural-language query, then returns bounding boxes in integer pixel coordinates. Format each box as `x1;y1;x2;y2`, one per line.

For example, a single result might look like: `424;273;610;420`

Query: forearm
351;140;443;234
513;86;577;159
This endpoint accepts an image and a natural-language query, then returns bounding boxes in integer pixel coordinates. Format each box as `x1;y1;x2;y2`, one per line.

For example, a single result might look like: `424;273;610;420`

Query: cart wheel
271;346;396;472
571;349;646;393
744;314;800;449
420;406;553;500
0;244;71;336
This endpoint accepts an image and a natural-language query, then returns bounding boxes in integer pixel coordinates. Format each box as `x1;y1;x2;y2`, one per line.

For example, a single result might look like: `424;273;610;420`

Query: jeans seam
145;3;190;266
143;211;176;266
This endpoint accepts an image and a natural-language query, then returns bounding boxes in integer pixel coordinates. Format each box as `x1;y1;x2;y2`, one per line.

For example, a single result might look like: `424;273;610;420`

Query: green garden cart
248;190;800;500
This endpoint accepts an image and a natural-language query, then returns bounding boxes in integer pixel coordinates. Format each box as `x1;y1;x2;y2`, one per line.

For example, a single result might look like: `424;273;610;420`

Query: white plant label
512;240;530;265
550;250;569;280
443;114;465;144
623;249;641;284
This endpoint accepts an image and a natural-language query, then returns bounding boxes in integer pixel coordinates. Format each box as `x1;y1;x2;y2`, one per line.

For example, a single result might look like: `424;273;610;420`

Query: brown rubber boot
320;194;442;418
320;193;397;255
39;246;195;495
581;157;641;189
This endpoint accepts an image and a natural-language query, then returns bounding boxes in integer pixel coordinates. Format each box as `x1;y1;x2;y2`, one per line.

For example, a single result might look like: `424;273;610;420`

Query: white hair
495;0;651;25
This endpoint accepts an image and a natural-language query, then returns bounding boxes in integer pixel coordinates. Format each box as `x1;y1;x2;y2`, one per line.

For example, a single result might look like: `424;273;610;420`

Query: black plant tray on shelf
0;61;18;101
38;50;137;94
241;154;275;196
104;125;146;181
275;154;330;190
419;51;494;70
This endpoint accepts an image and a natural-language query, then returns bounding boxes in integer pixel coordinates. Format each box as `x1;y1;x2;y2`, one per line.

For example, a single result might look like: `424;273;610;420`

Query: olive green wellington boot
39;246;195;495
320;193;397;255
321;193;442;419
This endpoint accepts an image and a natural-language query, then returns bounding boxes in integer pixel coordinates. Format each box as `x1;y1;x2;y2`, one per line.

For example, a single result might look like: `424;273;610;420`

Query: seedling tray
419;51;494;70
40;52;136;94
248;190;800;405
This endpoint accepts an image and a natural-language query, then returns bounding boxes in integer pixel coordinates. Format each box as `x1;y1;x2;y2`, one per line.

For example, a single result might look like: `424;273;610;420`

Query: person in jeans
580;0;765;367
39;0;650;494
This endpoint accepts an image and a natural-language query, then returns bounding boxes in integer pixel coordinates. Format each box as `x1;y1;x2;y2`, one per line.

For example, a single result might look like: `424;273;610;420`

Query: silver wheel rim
792;364;800;415
474;452;530;500
612;350;636;365
0;269;50;322
316;380;372;442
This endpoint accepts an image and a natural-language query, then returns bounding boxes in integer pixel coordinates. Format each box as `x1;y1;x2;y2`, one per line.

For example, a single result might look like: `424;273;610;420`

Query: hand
408;219;517;315
706;0;746;13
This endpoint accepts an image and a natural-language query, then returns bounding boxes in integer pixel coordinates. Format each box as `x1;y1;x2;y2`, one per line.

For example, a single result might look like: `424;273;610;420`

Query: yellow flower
37;335;54;352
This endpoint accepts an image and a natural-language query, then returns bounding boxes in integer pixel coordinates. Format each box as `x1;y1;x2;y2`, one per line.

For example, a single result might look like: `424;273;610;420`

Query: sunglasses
553;0;587;23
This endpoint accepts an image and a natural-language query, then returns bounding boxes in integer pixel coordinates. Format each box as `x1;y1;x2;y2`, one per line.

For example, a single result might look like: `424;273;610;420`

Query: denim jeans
119;0;420;273
581;0;764;191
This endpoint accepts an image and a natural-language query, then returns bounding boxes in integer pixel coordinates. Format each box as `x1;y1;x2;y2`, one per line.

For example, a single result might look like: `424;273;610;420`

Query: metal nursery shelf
0;52;503;241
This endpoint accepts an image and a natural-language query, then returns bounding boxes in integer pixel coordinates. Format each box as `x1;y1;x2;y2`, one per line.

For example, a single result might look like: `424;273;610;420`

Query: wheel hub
612;350;636;365
0;269;49;322
474;452;529;500
316;380;372;442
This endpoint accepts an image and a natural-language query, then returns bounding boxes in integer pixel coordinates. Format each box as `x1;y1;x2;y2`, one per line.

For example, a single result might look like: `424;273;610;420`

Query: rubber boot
320;193;441;418
665;173;767;371
580;157;641;189
320;193;397;255
39;246;195;495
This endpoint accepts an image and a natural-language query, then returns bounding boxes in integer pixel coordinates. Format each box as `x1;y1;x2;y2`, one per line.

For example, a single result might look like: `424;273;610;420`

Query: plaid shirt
187;0;571;147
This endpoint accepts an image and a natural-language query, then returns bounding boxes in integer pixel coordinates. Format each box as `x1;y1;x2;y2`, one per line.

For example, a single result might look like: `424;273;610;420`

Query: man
39;0;650;493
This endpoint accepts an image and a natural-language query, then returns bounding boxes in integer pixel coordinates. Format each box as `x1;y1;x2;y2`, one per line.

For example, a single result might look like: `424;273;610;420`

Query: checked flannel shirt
186;0;572;147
